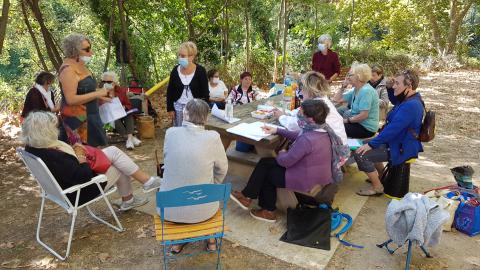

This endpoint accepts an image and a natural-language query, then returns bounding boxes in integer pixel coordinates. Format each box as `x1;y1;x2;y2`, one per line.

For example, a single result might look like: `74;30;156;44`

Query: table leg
220;137;232;150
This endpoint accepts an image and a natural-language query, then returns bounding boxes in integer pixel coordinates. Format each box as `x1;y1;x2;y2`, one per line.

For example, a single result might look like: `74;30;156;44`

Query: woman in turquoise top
334;63;379;138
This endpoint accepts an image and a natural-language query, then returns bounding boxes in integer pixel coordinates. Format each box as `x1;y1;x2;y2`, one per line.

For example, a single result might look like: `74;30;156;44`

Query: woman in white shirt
274;71;348;144
207;69;228;109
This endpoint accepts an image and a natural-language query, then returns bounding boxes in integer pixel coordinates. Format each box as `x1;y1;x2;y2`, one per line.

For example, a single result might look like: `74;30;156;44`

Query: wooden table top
205;95;284;148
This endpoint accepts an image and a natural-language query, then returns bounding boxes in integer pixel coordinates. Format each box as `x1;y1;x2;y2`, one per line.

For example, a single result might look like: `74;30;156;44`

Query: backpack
410;99;435;142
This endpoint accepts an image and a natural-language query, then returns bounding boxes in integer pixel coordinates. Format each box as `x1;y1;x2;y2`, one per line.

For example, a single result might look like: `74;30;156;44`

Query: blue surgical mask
178;57;189;68
318;43;326;52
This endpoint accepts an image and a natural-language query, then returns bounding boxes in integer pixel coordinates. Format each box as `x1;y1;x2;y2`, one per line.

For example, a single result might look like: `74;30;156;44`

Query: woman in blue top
354;70;424;196
333;63;379;138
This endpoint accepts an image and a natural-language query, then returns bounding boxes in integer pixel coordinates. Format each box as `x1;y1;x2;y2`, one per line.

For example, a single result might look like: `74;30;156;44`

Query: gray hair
184;99;210;125
21;112;59;148
318;34;333;49
101;71;118;82
62;33;90;59
350;62;372;83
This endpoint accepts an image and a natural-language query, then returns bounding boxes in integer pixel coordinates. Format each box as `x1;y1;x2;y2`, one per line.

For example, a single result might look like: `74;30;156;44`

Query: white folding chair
16;147;124;260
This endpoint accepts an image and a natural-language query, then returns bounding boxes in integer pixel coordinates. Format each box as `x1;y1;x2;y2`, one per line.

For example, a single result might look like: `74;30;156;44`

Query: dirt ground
1;70;479;270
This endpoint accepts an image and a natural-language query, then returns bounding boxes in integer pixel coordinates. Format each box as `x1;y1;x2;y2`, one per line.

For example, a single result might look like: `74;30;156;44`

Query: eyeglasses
81;46;91;53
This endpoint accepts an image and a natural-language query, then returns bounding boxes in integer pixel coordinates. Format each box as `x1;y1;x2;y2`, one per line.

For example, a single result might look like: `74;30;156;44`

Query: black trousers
344;123;375;138
242;157;286;211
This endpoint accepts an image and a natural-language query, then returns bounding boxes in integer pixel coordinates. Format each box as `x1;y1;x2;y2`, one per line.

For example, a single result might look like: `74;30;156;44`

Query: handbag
84;145;111;174
280;205;331;250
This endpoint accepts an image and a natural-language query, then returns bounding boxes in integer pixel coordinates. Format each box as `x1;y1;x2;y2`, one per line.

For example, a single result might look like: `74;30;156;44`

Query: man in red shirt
311;34;341;83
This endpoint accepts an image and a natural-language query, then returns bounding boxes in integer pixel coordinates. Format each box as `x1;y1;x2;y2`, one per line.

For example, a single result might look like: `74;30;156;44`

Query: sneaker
126;138;134;150
119;195;149;211
250;209;276;223
143;176;162;193
230;190;252;210
131;136;142;146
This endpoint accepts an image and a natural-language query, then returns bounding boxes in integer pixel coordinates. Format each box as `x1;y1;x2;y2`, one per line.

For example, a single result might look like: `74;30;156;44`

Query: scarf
368;75;384;89
46;140;78;159
34;83;55;110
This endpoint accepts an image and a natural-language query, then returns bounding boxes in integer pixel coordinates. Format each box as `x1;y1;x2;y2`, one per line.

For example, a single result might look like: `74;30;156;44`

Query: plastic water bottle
225;99;234;121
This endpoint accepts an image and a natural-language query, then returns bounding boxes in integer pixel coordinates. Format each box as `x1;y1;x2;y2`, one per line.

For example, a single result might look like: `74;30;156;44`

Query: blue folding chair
154;183;231;270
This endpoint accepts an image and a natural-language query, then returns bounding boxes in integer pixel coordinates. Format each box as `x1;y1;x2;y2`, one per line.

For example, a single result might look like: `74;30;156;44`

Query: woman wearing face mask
207;68;228;109
21;71;60;120
59;33;110;147
353;70;424;196
166;41;209;126
311;34;341;83
230;100;336;222
101;71;142;150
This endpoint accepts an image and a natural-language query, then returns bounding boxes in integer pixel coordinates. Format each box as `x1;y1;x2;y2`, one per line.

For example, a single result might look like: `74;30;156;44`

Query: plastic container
236;141;254;153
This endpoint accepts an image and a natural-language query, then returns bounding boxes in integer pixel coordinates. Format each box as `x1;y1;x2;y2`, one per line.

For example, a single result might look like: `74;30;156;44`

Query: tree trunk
0;0;10;54
273;0;284;82
446;0;475;54
245;0;250;71
346;0;355;55
184;0;195;41
26;0;62;71
20;0;48;70
104;0;116;72
281;0;288;80
117;0;138;79
222;0;230;66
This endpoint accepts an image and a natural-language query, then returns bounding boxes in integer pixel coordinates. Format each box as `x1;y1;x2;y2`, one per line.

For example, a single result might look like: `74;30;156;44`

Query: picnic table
205;95;285;154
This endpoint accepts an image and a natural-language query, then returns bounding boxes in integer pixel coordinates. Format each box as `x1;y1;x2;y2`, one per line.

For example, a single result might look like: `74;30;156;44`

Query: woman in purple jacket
230;99;335;222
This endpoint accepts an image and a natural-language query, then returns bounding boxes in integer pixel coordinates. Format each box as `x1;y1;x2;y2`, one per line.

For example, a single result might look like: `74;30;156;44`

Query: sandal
356;187;383;196
205;239;217;252
170;243;187;254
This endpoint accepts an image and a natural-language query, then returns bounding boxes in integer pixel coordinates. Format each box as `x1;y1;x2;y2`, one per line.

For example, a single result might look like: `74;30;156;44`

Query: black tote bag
381;162;411;199
280;205;331;250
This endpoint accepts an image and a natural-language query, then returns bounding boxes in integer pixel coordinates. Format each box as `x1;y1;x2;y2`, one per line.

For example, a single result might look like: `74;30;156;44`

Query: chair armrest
62;175;108;194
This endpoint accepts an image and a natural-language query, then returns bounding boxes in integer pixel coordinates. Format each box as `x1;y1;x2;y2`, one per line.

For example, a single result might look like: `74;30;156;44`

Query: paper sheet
99;97;127;124
347;138;362;150
227;121;283;141
211;104;241;124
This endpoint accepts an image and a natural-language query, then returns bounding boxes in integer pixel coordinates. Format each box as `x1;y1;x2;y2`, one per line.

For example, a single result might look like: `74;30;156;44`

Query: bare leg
375;162;384;175
366;171;383;191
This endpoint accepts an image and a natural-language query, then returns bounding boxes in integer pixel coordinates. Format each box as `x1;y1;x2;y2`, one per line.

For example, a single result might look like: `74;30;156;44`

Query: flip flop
205;239;217;252
356;188;383;196
170;243;187;255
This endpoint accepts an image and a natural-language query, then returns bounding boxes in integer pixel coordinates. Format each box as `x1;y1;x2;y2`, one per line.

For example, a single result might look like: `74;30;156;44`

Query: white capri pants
102;146;139;197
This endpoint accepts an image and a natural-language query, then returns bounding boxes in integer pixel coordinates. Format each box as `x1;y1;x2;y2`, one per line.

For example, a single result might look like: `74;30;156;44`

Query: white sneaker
143;176;162;193
131;136;142;146
126;138;134;150
119;195;149;211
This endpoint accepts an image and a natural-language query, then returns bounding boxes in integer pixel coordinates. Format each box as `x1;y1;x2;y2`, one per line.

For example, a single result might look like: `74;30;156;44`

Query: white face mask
79;55;92;64
212;77;220;84
103;83;113;90
318;43;327;52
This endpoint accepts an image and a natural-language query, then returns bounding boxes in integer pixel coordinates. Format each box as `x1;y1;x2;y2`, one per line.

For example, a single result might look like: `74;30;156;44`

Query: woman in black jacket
166;41;209;126
22;112;162;211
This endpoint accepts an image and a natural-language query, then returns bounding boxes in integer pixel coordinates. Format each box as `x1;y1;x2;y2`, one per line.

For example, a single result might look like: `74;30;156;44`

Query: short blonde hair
22;112;59;148
62;33;90;59
301;71;330;98
101;71;118;82
178;41;198;57
318;34;333;49
350;63;372;83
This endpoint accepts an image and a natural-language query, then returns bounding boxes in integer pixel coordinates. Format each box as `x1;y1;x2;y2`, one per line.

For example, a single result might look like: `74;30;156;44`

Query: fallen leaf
0;242;15;249
98;252;111;263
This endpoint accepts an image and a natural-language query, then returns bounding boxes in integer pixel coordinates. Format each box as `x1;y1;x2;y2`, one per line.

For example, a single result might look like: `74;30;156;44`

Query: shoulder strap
331;211;364;249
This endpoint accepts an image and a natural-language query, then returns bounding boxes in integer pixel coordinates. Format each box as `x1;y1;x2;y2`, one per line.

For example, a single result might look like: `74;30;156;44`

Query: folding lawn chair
154;183;231;270
376;239;432;270
16;148;124;260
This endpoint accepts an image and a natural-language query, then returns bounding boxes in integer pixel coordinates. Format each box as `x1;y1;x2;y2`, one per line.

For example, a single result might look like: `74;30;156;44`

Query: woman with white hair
166;41;209;126
22;111;161;211
101;71;141;150
333;63;379;138
58;33;110;147
311;34;341;83
161;99;228;253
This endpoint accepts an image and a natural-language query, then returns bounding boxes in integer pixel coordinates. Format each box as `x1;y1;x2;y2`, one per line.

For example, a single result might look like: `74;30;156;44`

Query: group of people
20;34;425;254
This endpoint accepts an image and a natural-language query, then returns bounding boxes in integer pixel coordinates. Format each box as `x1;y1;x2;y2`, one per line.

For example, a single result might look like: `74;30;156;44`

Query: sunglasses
81;46;91;53
102;80;113;84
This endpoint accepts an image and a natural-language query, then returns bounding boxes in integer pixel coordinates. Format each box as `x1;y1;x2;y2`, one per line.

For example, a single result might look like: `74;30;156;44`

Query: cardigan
276;129;332;192
311;49;341;80
25;146;105;206
368;91;424;165
161;122;228;223
166;64;209;112
21;87;55;118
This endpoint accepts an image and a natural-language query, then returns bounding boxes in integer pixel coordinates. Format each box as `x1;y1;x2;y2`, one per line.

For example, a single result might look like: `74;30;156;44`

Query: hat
450;165;475;189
